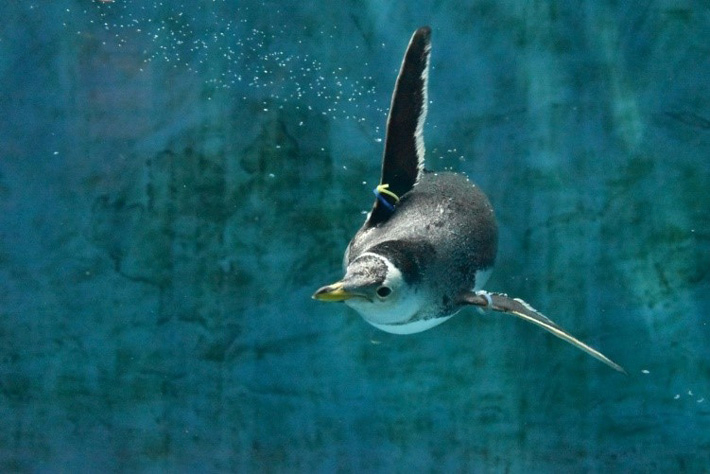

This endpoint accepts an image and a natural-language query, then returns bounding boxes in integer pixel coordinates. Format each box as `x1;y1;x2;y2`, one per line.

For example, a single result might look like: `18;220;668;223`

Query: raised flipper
459;291;627;374
366;26;431;227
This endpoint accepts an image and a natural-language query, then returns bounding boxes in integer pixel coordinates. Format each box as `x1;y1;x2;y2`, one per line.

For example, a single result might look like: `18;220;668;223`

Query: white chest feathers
343;253;448;334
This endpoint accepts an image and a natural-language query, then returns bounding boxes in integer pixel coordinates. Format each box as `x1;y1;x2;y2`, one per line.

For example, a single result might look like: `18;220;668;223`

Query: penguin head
313;252;426;327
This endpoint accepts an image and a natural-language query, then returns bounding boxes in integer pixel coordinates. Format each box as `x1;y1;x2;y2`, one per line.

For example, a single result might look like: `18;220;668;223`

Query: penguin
313;26;625;373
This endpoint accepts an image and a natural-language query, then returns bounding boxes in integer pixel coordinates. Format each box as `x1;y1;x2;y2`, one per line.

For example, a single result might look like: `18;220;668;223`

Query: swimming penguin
313;26;625;373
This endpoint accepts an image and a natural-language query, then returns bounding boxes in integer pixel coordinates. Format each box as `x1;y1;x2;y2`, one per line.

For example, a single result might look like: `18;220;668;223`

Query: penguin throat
343;288;431;334
344;296;417;325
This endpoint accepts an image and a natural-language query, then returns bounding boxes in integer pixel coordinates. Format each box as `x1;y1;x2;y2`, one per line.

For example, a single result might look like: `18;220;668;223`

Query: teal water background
1;1;709;472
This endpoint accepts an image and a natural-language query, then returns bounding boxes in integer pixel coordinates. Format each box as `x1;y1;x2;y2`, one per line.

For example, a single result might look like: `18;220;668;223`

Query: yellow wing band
375;183;401;202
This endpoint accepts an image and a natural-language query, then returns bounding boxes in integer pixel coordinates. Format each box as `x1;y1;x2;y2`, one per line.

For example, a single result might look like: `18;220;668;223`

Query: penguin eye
376;286;392;298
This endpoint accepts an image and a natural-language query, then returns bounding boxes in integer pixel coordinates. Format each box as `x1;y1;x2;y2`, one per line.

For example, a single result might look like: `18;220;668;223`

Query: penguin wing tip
414;26;431;41
460;291;626;374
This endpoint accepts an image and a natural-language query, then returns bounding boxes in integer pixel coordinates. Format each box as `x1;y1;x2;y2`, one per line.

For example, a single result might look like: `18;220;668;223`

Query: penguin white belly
365;267;492;334
367;315;454;334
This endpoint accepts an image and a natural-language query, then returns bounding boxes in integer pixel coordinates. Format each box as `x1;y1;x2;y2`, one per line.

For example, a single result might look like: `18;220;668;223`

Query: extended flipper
367;26;431;227
460;291;627;374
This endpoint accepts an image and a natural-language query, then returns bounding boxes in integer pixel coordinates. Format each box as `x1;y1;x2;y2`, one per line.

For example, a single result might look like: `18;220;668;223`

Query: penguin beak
312;281;356;302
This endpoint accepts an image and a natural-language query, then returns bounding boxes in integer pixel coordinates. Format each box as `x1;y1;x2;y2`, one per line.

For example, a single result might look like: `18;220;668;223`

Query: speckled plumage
346;171;497;320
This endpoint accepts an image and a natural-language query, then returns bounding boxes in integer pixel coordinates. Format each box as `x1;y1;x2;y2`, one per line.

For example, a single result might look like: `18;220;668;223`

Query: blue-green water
1;1;709;472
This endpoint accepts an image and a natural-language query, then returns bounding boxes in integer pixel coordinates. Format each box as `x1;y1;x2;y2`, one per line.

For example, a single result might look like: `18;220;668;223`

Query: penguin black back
347;171;498;311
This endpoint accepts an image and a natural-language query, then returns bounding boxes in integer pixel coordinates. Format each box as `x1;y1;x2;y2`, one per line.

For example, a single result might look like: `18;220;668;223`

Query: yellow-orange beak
312;281;356;302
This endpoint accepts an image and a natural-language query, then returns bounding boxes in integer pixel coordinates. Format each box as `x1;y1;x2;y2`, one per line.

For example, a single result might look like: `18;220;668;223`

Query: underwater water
1;0;709;472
